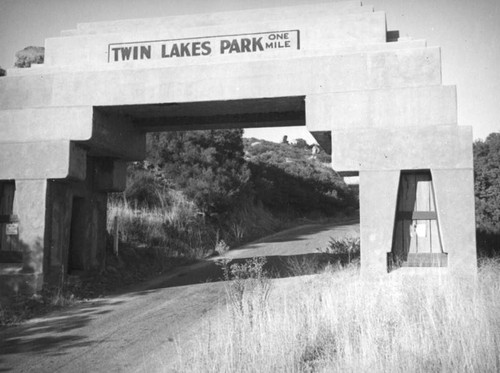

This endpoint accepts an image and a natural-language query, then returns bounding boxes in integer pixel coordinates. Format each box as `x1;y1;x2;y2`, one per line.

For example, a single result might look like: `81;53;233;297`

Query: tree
474;133;500;234
147;129;251;216
15;46;44;68
474;133;500;257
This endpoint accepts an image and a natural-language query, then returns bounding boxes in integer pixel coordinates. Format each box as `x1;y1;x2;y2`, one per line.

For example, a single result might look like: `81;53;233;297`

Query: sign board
5;223;19;236
108;30;300;62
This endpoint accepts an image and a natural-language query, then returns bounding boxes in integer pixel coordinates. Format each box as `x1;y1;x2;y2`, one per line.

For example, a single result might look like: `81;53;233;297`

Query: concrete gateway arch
0;1;476;294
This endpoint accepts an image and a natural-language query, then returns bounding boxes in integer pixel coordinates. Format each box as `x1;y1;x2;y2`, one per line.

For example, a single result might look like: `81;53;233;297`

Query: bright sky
0;0;499;143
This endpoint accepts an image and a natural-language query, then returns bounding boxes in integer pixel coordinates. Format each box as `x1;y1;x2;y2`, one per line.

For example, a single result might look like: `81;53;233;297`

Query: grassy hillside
244;138;356;217
172;259;500;372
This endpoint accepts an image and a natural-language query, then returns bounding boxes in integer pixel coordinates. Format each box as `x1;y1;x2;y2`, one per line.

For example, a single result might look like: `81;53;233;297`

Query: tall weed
107;191;212;259
319;236;360;264
107;192;287;261
217;257;272;320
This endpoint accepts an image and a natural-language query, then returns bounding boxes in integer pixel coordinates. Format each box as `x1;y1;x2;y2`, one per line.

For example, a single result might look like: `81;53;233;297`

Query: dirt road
0;219;359;373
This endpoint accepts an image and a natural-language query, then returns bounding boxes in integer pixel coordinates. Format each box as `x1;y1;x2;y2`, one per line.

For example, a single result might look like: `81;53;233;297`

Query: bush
283;255;323;276
318;236;360;264
214;240;230;256
15;46;44;68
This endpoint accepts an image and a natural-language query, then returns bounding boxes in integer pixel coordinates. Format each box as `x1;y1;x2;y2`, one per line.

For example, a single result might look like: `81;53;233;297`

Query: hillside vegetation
474;133;500;257
108;129;500;264
244;138;356;216
108;130;357;263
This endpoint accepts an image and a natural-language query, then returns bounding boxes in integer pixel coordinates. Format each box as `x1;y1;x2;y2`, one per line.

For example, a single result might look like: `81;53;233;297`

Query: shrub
214;240;230;256
15;46;44;68
283;255;323;276
318;236;360;264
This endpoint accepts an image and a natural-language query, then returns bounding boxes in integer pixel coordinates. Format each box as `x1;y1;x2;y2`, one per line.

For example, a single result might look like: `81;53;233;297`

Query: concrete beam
7;40;429;78
0;106;143;160
94;159;127;192
0;47;442;110
88;109;146;161
306;85;457;132
0;106;93;143
0;140;86;180
331;125;473;173
0;75;54;109
134;110;305;132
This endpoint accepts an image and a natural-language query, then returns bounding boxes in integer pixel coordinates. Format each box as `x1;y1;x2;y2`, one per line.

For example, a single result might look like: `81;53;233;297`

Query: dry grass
107;192;209;258
172;259;500;373
107;191;199;240
107;194;286;259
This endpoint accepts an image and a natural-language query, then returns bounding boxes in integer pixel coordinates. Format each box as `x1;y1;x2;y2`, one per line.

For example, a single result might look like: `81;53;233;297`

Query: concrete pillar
47;180;72;276
432;169;477;276
12;180;48;282
45;157;111;279
359;170;400;277
94;159;127;192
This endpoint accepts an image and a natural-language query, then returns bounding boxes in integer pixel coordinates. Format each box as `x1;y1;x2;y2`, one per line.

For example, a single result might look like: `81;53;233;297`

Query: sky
0;0;499;142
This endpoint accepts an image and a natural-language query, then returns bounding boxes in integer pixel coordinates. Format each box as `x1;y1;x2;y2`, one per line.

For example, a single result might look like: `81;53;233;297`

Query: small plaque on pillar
6;223;19;235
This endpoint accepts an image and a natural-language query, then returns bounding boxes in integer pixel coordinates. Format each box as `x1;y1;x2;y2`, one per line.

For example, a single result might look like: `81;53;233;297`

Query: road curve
0;219;359;373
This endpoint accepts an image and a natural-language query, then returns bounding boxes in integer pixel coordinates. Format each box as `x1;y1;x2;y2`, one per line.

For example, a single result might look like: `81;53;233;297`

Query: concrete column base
432;168;477;277
359;170;400;278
